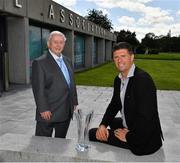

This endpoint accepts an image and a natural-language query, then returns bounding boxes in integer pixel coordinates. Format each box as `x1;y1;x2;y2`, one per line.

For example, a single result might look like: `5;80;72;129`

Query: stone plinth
0;133;166;162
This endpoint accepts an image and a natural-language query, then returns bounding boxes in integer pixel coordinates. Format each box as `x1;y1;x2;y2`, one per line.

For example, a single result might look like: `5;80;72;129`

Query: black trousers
89;117;129;149
35;119;71;138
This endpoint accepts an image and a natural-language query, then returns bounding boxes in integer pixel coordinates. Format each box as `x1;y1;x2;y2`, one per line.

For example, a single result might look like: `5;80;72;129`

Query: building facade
0;0;116;92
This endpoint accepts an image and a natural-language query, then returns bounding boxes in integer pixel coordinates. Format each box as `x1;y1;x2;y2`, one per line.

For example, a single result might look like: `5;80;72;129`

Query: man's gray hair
47;31;67;43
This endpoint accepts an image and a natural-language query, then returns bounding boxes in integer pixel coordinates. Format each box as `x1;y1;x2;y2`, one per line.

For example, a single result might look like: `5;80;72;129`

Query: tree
136;44;146;54
141;31;180;53
159;36;180;52
85;9;113;31
114;30;139;52
141;33;159;54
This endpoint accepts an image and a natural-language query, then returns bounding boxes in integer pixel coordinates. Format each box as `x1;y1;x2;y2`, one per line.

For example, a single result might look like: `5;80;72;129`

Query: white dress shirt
118;63;135;129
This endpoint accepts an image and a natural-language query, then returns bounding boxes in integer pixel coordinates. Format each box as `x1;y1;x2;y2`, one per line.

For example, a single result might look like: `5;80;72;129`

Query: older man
89;42;163;155
32;31;78;138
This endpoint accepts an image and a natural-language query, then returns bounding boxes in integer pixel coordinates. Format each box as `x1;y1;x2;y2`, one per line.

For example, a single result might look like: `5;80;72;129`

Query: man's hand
40;111;52;121
114;128;129;142
74;105;77;111
96;125;109;142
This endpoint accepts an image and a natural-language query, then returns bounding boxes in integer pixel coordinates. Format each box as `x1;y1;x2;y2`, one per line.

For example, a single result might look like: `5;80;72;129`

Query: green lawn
135;53;180;60
135;59;180;90
75;53;180;90
75;62;118;87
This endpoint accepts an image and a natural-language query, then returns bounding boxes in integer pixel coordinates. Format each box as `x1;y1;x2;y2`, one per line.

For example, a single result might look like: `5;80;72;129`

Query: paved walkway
0;86;180;161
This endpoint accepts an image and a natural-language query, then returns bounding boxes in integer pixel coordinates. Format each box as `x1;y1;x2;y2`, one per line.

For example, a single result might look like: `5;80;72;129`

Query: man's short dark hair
112;42;133;54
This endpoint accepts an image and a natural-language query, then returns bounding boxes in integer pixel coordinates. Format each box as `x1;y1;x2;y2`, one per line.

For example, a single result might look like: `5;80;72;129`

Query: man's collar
119;63;135;79
49;49;63;60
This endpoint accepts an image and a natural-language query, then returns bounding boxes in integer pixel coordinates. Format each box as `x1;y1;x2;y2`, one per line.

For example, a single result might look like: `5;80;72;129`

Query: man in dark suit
32;31;78;138
89;42;163;155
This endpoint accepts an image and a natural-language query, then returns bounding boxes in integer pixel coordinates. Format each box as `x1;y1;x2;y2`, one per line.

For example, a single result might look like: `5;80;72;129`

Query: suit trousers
0;81;2;97
89;117;129;149
35;119;71;138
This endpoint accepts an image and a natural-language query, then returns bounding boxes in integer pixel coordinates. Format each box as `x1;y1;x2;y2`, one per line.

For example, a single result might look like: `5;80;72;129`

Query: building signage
12;0;107;37
48;4;106;36
14;0;22;8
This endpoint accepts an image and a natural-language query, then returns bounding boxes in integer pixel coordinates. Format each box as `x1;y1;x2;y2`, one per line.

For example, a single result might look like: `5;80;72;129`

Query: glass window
105;41;108;61
29;26;41;75
42;28;50;54
74;34;85;69
93;38;98;65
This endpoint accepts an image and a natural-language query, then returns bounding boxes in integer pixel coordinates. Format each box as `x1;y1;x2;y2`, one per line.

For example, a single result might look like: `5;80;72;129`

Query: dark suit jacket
100;67;163;155
32;52;78;122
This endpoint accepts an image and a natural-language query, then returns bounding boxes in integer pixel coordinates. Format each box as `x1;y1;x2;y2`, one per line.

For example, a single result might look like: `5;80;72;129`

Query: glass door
0;16;6;93
29;26;50;77
29;25;42;76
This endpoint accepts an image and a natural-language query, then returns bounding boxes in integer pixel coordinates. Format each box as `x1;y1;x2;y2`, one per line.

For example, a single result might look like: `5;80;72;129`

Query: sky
53;0;180;41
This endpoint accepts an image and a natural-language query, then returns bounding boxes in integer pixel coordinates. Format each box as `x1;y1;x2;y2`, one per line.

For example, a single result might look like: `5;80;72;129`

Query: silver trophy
74;109;94;152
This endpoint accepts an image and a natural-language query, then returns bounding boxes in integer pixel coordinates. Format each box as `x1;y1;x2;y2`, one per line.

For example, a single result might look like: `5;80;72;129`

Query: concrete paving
0;86;180;161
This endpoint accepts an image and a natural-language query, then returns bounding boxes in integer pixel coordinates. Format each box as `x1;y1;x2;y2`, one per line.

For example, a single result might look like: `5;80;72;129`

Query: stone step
0;133;167;162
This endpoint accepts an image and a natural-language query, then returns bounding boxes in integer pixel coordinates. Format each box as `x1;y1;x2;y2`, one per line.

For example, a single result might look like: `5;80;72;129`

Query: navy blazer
100;67;163;155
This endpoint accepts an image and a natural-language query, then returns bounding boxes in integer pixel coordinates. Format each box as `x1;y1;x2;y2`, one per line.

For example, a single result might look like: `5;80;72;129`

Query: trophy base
75;143;90;152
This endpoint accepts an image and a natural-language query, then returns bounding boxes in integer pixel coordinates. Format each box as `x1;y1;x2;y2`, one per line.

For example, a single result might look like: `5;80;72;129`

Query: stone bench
0;133;166;162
